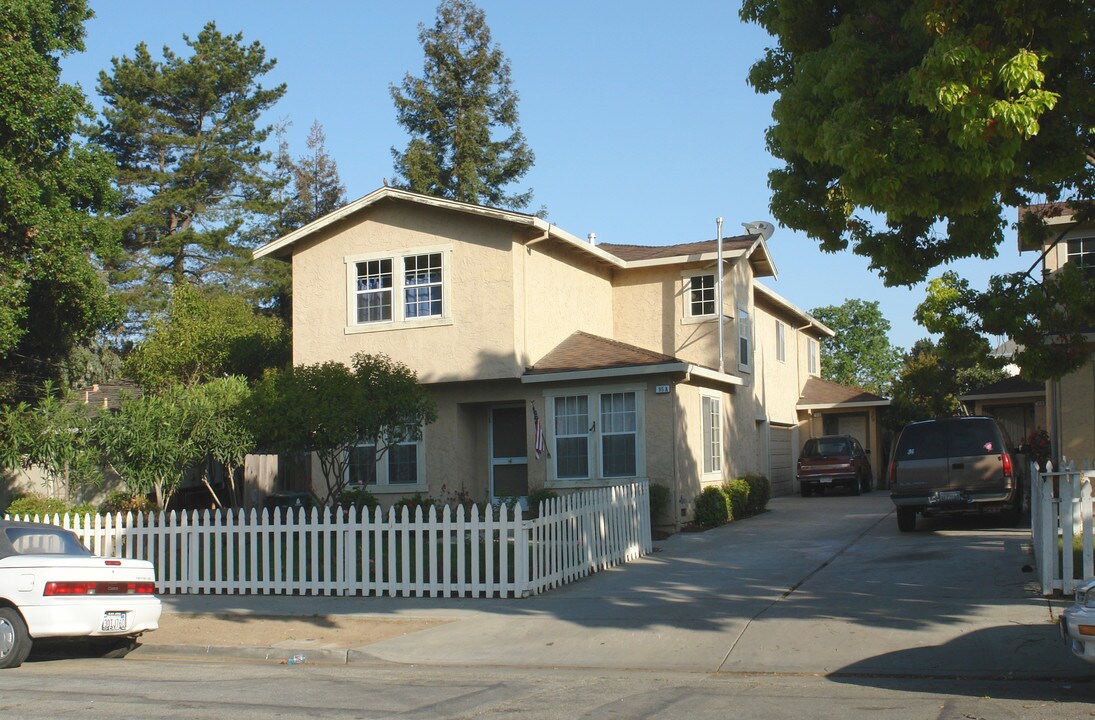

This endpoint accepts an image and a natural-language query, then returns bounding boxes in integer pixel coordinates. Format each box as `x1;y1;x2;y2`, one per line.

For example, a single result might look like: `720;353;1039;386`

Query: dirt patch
140;613;450;650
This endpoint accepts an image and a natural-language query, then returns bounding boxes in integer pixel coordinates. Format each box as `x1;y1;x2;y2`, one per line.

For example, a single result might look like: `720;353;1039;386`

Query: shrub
722;478;750;521
338;487;379;515
99;490;155;515
743;474;771;516
648;483;671;525
693;485;730;527
527;487;558;519
392;492;436;517
5;495;69;518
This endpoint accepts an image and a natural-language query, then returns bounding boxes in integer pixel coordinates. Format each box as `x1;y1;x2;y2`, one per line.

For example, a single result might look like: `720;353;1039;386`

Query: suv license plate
933;490;963;503
818;477;832;484
101;612;128;632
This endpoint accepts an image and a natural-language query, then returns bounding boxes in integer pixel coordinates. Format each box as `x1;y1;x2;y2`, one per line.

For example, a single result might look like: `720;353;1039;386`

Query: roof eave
798;399;892;410
522;362;743;387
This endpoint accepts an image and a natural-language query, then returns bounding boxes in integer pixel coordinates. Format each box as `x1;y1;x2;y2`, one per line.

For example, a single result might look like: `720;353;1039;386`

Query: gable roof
522;331;743;387
253;186;776;276
753;281;834;338
797;377;890;410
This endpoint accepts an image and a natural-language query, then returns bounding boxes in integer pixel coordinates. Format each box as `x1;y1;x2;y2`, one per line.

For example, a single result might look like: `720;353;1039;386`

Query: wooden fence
1031;460;1095;596
7;482;651;599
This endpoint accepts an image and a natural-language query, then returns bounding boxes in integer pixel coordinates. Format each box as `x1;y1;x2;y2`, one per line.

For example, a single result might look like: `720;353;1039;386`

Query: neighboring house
1018;203;1095;463
796;377;890;488
960;375;1046;447
254;187;884;528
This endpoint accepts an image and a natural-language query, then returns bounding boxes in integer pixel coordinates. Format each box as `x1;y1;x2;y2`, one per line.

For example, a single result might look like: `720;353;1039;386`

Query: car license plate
933;490;963;503
101;612;128;632
819;477;832;484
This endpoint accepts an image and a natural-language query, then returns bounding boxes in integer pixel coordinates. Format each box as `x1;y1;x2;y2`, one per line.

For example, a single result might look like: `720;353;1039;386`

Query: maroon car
797;435;873;497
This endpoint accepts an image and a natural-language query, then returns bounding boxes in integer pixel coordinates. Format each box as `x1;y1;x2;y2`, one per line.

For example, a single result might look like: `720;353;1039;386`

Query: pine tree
288;120;347;227
390;0;535;210
93;22;287;334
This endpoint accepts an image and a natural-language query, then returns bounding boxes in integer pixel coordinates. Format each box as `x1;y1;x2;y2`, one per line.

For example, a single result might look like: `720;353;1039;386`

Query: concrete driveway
146;492;1090;680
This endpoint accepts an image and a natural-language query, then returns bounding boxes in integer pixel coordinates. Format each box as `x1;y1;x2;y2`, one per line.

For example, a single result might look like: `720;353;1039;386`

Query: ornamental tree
246;354;436;505
390;0;536;210
741;0;1094;379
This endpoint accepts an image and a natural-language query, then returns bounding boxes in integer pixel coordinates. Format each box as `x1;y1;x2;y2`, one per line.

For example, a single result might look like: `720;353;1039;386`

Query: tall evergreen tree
289;120;347;227
390;0;535;210
92;22;287;333
0;0;118;401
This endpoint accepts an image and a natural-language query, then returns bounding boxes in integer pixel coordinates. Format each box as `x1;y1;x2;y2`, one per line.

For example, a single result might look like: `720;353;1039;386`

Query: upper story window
686;274;716;318
776;320;787;363
346;246;451;332
1067;236;1094;277
738;309;752;372
808;338;819;375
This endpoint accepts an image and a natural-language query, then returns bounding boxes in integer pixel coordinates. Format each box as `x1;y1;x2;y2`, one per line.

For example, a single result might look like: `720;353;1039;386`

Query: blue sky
60;0;1030;351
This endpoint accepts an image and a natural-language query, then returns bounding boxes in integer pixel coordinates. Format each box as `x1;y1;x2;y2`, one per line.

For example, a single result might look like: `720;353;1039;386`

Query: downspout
716;217;725;374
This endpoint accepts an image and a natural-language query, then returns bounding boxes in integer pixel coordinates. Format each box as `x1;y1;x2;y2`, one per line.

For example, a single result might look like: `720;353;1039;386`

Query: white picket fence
1031;460;1095;596
7;482;651;599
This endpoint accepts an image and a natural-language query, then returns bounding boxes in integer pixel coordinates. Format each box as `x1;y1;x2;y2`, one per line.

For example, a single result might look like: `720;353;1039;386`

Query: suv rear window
803;438;852;458
896;419;999;460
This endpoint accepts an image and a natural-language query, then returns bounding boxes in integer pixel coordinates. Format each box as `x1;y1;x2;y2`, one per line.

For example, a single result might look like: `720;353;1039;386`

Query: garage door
769;426;794;497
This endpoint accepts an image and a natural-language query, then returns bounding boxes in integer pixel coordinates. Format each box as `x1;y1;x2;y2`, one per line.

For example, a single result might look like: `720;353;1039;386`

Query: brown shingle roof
526;332;679;375
597;236;755;262
798;377;889;407
72;381;142;417
962;375;1045;398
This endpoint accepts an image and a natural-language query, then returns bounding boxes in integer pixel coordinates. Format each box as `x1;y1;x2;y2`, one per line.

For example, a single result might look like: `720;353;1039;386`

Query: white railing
1031;460;1095;596
7;482;651;598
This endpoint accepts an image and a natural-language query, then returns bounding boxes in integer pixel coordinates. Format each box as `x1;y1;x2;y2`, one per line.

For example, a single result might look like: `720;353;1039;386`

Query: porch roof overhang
521;361;743;387
798;399;892;411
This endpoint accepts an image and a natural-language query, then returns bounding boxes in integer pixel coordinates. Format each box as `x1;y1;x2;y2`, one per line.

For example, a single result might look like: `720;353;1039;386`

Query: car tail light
1001;452;1013;479
888;459;897;489
43;581;156;596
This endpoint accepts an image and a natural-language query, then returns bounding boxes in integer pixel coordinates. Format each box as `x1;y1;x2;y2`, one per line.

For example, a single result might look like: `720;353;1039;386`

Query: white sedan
0;520;161;669
1061;577;1095;664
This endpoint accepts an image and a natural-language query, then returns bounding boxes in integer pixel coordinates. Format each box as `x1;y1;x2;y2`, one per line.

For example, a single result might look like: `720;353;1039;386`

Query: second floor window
348;246;450;329
808;338;819;375
776;321;786;363
1067;237;1094;277
738;309;752;372
687;274;716;317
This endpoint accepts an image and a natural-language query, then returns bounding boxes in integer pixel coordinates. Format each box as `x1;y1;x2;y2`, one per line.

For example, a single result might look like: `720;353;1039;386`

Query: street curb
128;643;352;665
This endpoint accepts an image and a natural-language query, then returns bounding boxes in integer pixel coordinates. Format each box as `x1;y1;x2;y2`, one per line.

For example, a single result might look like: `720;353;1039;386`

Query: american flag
533;404;544;460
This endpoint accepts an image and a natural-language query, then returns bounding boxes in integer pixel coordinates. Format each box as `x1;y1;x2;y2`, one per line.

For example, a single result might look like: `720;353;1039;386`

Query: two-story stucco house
1018;204;1095;463
254;187;886;528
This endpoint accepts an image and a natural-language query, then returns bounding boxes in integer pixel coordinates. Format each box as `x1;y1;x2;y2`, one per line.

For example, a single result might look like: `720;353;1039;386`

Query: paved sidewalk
130;493;1092;680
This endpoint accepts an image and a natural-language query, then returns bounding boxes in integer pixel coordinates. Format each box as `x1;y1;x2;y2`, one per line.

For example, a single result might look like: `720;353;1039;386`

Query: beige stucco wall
518;242;614;366
290;203;522;382
1054;351;1095;464
611;257;756;371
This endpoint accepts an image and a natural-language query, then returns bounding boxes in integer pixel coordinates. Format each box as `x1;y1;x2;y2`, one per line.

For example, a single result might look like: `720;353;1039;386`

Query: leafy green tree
0;0;119;400
390;0;535;210
93;22;287;332
247;354;436;505
186;377;254;509
810;299;903;395
0;383;101;501
126;284;289;388
741;0;1093;379
95;384;195;508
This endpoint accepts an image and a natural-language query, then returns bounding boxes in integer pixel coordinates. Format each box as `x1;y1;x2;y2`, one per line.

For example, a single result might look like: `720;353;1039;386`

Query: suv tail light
44;581;156;596
1001;451;1013;479
888;459;897;490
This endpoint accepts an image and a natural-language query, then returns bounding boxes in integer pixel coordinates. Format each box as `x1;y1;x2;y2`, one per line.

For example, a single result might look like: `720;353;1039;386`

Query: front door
490;406;528;505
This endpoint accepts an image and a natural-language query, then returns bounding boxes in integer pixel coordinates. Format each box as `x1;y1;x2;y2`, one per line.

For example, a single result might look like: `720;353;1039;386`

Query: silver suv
888;416;1026;532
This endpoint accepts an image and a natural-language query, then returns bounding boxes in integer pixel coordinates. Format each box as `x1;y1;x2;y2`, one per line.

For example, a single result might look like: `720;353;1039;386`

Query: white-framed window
776;320;786;363
547;387;645;484
738;308;752;372
686;273;716;318
701;394;722;475
346;246;451;331
347;437;425;489
1067;236;1094;277
808;338;819;375
600;392;637;478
